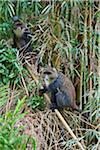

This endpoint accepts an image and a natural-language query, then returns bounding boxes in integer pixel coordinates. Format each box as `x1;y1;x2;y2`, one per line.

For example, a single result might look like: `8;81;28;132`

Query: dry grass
13;108;99;150
14;109;78;150
0;1;99;150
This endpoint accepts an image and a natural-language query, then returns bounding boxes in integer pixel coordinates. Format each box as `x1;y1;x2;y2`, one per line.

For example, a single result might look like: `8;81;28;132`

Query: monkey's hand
49;103;58;111
39;86;48;96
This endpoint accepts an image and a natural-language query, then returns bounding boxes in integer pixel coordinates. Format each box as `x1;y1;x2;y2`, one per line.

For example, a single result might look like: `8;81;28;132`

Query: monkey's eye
44;71;52;75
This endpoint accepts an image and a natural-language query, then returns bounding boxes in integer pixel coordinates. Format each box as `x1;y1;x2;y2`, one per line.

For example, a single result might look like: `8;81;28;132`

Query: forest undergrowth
0;1;99;150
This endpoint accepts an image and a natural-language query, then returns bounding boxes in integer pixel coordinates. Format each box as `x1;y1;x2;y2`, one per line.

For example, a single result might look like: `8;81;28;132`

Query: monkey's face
14;27;23;38
44;75;50;87
13;22;25;38
42;67;58;87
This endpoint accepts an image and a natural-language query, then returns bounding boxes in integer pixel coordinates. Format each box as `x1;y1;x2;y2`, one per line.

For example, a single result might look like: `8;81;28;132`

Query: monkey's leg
50;92;59;111
50;91;67;111
50;103;58;110
50;103;65;111
56;92;72;109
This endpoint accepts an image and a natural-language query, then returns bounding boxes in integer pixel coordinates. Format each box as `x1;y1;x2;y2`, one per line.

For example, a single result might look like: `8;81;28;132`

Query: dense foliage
0;0;99;150
0;96;36;150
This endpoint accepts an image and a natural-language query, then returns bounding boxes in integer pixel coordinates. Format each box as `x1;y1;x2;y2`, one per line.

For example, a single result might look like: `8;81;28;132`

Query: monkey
12;16;32;55
12;16;41;73
39;67;81;112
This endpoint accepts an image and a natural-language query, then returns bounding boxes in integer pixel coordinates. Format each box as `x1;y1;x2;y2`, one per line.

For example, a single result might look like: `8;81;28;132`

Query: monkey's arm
22;29;32;52
12;32;17;48
39;81;58;96
39;76;61;98
47;78;61;92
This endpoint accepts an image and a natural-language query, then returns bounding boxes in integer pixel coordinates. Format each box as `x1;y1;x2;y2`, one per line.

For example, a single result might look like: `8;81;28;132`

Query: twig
20;71;29;96
27;65;85;150
9;82;16;109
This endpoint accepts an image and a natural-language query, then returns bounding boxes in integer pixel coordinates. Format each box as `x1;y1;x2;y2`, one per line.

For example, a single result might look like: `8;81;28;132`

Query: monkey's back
58;72;76;103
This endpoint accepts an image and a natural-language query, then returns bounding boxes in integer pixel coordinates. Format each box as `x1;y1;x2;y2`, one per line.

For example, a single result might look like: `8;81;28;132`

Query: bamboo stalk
83;1;88;105
69;0;74;80
96;9;100;105
88;1;93;120
80;51;84;110
92;3;96;88
89;0;93;90
27;65;85;150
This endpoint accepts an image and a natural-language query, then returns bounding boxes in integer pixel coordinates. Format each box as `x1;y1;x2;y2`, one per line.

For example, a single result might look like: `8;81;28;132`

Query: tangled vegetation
0;0;99;150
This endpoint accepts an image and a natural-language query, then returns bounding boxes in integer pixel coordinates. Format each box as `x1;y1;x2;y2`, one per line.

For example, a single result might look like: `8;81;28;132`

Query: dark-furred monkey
39;67;81;112
13;16;32;55
12;16;41;73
